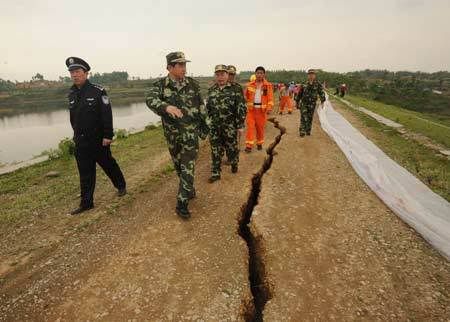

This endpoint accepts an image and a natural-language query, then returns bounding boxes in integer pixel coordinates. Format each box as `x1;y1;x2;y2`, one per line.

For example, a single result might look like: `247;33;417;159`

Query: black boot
257;144;263;151
176;201;191;219
70;204;94;216
117;187;127;197
231;165;238;173
245;147;252;153
208;175;220;183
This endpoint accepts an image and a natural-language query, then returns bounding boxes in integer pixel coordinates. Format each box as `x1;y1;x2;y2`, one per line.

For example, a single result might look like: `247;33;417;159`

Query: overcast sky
1;0;449;81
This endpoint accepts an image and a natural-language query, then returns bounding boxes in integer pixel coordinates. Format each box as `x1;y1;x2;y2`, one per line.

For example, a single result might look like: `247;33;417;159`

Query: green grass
0;126;167;225
344;95;450;148
330;97;450;202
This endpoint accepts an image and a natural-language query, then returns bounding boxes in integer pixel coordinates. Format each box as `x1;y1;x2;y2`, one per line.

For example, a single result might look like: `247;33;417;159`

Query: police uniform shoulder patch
102;95;110;105
91;83;104;91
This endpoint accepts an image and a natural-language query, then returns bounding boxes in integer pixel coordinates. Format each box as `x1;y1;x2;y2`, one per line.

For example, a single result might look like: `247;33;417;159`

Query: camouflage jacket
230;81;243;93
296;80;326;106
206;82;246;129
146;76;210;139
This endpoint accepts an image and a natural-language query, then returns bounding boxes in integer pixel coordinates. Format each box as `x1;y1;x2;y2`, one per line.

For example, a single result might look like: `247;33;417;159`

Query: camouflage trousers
209;125;239;177
299;103;316;135
164;130;199;204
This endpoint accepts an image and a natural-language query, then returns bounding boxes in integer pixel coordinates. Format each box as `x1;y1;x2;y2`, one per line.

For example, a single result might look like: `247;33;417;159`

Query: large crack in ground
238;118;286;322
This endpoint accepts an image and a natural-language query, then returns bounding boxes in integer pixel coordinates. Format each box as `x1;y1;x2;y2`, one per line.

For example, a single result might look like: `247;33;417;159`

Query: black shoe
176;201;191;219
117;188;127;197
288;111;292;114
257;144;263;151
279;112;283;115
231;165;238;173
70;204;94;216
188;189;196;200
245;147;252;153
208;176;220;183
306;133;311;136
299;133;305;137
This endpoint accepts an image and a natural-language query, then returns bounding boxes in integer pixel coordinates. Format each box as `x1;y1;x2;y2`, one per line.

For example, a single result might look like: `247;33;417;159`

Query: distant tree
0;78;15;92
58;76;71;83
89;71;129;84
32;73;44;81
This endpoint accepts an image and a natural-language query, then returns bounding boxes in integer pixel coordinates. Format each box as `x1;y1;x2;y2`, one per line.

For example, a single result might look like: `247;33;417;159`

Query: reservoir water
0;102;159;166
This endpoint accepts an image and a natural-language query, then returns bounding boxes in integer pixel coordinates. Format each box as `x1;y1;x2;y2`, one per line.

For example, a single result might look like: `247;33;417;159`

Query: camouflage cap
307;69;316;74
214;64;228;73
227;65;237;75
166;51;191;65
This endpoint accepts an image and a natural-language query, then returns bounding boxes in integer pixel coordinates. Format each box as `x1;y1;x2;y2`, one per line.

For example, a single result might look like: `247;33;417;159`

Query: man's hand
166;105;183;118
102;138;112;146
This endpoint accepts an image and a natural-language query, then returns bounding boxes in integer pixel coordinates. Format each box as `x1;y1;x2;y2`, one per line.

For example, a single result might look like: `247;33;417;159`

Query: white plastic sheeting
318;99;450;260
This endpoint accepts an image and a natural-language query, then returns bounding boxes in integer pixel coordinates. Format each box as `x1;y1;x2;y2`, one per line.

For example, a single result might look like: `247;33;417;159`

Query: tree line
238;69;450;116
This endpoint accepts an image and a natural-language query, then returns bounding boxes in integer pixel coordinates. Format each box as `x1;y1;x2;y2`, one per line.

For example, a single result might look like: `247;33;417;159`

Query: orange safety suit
244;79;274;148
279;85;293;113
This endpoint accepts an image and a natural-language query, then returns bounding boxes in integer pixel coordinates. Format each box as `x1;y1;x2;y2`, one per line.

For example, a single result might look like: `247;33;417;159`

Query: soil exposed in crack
238;118;286;322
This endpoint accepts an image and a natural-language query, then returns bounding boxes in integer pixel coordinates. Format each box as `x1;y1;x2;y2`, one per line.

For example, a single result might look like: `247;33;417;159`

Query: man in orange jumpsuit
244;66;274;153
278;83;291;115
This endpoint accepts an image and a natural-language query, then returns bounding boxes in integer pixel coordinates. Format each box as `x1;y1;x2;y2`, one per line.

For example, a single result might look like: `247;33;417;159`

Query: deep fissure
238;118;286;322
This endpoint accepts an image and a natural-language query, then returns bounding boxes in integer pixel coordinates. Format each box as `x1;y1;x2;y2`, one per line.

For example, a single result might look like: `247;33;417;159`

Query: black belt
253;103;262;106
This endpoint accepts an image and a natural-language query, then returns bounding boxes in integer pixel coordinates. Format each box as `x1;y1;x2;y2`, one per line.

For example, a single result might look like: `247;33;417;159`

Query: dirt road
255;109;450;321
1;106;449;321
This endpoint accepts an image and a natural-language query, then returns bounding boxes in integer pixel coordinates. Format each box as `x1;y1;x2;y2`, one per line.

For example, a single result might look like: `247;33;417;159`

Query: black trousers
75;143;126;207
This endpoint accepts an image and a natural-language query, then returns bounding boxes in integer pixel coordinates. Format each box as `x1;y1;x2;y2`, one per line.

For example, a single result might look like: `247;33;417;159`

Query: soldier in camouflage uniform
227;65;243;94
145;52;209;219
206;65;246;182
295;69;326;137
225;65;245;164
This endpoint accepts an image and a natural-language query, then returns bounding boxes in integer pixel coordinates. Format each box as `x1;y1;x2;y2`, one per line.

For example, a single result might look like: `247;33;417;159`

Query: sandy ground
1;104;449;321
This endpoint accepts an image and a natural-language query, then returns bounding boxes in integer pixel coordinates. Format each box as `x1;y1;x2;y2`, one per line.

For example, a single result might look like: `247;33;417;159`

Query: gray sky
1;0;450;81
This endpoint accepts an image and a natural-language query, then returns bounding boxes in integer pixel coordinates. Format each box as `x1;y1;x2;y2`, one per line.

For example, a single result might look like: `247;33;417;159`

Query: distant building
15;80;61;89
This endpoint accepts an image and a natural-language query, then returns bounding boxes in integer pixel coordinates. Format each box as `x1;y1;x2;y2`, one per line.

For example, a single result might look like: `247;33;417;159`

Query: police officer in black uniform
66;57;126;215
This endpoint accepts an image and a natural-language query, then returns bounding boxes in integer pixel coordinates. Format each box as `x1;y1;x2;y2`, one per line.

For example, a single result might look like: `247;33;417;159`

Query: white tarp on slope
318;99;450;260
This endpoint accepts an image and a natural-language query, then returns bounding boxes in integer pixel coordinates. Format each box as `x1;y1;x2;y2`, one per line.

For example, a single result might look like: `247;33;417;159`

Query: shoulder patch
91;83;104;91
102;95;110;105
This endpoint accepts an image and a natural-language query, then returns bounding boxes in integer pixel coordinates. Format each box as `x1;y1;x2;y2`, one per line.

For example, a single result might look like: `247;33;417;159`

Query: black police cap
65;57;91;72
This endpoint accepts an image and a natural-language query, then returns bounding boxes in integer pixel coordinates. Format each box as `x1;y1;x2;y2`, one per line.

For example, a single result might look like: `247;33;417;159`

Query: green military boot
188;189;196;200
176;200;191;219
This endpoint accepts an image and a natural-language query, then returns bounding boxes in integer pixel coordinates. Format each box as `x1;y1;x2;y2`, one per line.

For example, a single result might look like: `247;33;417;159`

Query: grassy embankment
0;81;150;116
329;95;449;202
0;125;171;227
343;95;450;148
0;77;217;117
